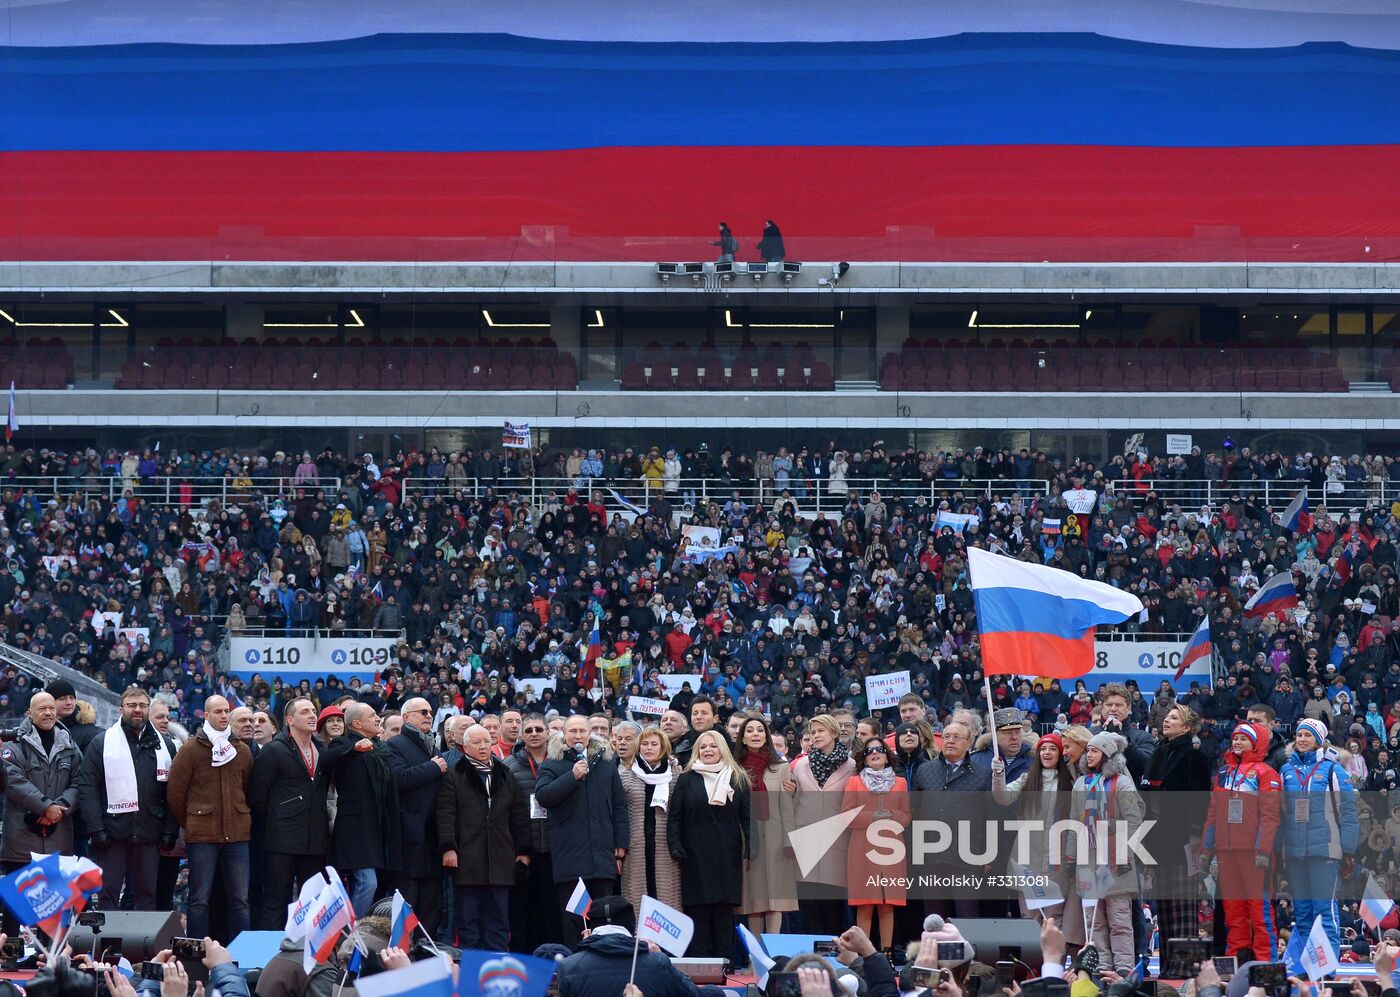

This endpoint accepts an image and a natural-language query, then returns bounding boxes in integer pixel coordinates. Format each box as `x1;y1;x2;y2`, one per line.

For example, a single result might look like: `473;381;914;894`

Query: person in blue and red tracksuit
1202;721;1281;958
1279;717;1359;961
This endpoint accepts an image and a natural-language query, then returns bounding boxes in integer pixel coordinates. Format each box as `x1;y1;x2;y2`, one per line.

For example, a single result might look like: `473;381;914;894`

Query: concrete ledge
10;387;1400;429
4;261;1400;298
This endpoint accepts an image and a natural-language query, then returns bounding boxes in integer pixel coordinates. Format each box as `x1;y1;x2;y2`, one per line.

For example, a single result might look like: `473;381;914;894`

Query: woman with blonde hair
1060;724;1093;776
737;715;798;935
790;713;856;934
618;725;683;914
669;729;750;957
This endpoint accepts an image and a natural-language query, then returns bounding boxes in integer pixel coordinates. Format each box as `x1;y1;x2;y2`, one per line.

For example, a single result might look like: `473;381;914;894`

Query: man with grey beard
387;696;449;937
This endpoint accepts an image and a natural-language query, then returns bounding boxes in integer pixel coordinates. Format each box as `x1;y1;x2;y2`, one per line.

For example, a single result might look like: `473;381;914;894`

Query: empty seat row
622;361;833;390
881;346;1348;393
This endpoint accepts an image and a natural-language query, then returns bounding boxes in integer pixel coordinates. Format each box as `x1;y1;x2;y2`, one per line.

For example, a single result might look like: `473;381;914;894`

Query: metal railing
0;475;342;507
4;468;1391;518
1101;477;1397;511
401;476;1051;517
401;474;1400;518
224;627;406;639
0;641;121;726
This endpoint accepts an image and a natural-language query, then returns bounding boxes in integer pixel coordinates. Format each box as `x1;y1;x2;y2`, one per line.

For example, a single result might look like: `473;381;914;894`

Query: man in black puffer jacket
556;895;705;997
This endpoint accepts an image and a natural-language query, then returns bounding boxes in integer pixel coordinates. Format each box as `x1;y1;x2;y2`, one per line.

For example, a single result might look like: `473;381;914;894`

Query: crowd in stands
3;436;1400;996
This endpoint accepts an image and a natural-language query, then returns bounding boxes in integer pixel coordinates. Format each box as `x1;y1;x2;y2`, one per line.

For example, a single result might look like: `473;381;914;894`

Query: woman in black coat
1139;702;1213;942
668;730;751;958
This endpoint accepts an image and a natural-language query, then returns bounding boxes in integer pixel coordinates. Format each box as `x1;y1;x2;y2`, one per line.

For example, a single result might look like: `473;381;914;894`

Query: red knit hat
1036;732;1065;755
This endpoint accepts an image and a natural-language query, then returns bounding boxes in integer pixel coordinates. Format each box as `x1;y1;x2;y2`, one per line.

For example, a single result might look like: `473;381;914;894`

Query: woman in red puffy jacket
1202;721;1282;957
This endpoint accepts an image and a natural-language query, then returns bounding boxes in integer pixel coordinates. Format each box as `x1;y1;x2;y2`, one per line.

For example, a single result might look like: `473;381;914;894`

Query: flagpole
983;675;1000;760
628;930;642;987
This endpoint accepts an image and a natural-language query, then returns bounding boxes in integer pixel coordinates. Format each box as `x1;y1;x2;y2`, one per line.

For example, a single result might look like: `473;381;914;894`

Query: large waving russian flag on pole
1243;569;1299;619
1174;616;1212;683
1281;490;1311;533
4;0;1400;263
969;547;1144;679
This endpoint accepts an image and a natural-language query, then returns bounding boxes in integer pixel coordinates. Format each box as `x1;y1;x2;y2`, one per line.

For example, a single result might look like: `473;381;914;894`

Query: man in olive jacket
437;724;530;950
167;694;254;942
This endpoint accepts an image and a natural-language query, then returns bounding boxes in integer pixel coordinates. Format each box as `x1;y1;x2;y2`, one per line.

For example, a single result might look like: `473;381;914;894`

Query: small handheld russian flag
565;878;591;919
388;890;420;950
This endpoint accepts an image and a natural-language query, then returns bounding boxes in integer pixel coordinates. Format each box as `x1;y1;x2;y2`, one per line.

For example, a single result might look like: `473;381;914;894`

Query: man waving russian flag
968;547;1144;679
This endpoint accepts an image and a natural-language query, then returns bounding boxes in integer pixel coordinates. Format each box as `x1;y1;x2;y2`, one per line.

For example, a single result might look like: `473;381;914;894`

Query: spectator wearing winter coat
503;714;560;954
247;696;330;930
438;724;531;950
75;685;179;911
48;679;101;752
1279;718;1360;960
166;694;254;941
1;690;82;932
1071;731;1146;974
386;697;448;938
1140;702;1214;943
321;702;401;916
912;718;990;920
534;714;629;947
1202;721;1282;958
556;897;705;997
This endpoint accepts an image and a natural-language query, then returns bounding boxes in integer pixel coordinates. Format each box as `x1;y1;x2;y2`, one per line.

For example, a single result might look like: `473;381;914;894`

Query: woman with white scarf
669;730;751;958
616;724;683;914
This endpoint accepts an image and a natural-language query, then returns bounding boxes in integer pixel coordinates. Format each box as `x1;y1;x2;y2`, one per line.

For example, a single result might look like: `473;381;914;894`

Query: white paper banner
865;670;911;710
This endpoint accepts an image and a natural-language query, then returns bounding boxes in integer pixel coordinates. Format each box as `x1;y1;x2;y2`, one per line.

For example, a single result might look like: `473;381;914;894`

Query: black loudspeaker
66;910;182;963
944;917;1045;967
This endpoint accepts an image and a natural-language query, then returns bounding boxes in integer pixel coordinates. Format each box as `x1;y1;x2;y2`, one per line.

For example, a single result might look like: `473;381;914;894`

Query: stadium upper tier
2;0;1399;265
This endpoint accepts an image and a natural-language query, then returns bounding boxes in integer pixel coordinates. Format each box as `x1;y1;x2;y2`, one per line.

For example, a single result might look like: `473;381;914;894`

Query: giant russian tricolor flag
1243;570;1299;619
968;547;1144;679
4;0;1400;264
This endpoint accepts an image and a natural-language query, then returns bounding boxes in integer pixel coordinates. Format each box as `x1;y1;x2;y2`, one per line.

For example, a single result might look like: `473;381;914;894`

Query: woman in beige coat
736;715;799;933
790;714;856;934
615;723;683;913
